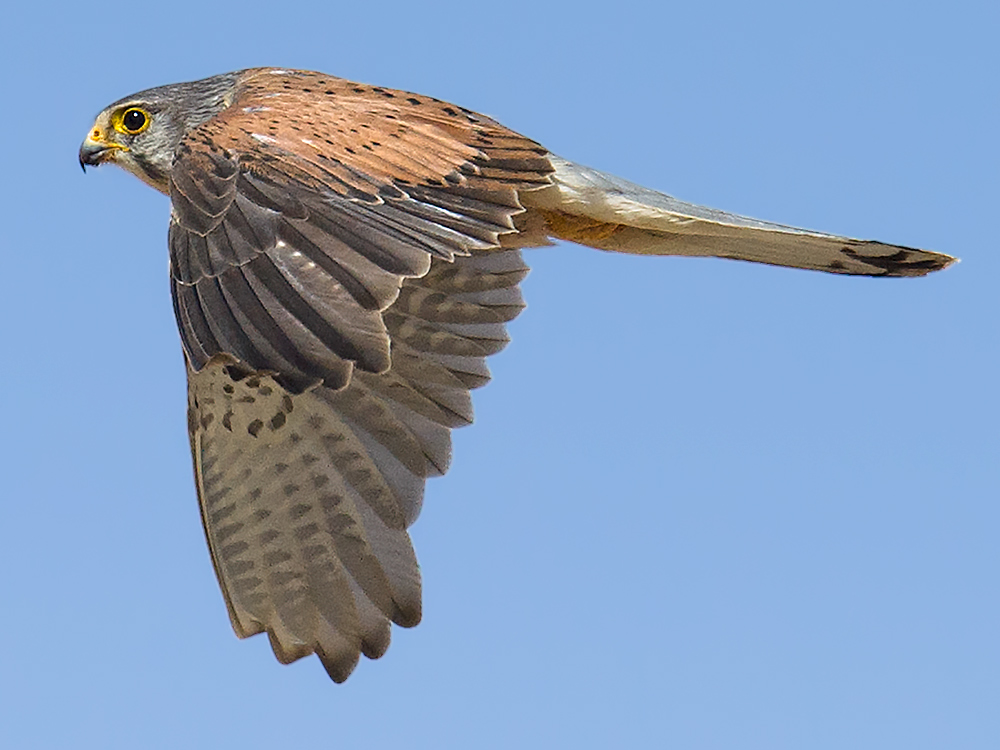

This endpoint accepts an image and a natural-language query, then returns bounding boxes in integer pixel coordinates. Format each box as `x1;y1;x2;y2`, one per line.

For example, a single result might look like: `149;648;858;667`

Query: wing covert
168;69;553;392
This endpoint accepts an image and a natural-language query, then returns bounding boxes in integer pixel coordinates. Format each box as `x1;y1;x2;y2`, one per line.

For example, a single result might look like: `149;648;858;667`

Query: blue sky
2;1;997;748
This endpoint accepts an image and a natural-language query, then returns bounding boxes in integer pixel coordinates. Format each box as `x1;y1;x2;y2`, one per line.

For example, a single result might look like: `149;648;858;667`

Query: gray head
79;71;244;193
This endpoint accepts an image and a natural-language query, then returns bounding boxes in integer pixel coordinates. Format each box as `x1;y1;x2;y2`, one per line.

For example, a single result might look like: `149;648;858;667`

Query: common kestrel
79;68;954;682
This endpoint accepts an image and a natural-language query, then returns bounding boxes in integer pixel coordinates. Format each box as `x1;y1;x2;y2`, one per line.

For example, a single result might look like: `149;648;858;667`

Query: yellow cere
112;106;152;136
85;125;129;153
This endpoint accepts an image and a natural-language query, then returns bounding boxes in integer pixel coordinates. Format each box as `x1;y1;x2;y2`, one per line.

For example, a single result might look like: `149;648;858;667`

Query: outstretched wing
524;156;955;277
171;69;551;679
187;248;529;681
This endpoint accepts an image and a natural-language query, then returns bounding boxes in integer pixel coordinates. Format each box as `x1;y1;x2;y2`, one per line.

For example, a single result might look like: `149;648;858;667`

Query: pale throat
119;153;171;195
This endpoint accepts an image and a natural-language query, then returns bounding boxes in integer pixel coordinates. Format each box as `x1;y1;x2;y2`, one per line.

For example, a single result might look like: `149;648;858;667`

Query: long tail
523;155;955;277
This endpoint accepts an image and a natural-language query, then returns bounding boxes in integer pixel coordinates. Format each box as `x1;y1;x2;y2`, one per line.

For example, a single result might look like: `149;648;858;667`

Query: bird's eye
116;107;151;135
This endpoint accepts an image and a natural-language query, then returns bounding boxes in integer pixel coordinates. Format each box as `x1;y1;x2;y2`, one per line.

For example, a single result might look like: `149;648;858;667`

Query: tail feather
523;155;955;277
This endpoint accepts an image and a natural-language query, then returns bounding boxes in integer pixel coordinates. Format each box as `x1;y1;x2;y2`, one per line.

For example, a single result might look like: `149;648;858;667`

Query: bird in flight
79;68;954;682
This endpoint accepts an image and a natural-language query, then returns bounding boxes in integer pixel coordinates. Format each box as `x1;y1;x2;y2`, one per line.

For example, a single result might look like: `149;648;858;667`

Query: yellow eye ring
113;107;151;135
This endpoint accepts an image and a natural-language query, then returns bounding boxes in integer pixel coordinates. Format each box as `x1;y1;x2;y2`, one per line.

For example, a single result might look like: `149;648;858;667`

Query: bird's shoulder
176;68;553;201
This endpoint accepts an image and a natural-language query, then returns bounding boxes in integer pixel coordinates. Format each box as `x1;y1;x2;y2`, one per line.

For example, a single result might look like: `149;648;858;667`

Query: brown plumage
79;68;955;682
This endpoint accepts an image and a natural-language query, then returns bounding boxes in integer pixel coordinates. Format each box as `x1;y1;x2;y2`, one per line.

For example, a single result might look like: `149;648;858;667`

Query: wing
168;68;553;392
188;248;529;681
524;156;955;276
171;70;551;679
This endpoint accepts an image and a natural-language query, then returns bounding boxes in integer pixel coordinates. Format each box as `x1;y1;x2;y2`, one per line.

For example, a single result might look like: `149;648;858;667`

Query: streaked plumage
79;68;954;682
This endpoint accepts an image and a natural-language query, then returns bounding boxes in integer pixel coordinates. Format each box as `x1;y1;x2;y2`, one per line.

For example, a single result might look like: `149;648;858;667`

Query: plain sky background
2;1;997;748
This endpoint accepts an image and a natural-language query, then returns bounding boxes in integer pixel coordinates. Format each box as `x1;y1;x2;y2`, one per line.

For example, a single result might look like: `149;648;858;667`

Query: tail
522;155;955;277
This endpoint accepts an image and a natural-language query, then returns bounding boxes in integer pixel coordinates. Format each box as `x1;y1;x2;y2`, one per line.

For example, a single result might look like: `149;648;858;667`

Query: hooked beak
79;129;127;172
79;140;109;171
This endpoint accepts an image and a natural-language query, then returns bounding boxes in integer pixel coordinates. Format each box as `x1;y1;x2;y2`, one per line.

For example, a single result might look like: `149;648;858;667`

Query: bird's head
79;72;245;194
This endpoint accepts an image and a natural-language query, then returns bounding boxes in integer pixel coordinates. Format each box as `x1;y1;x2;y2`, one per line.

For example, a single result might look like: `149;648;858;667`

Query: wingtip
844;242;958;278
902;249;959;277
938;253;960;271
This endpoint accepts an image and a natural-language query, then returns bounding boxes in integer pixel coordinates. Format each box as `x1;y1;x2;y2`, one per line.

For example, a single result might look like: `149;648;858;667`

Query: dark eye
121;108;149;134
